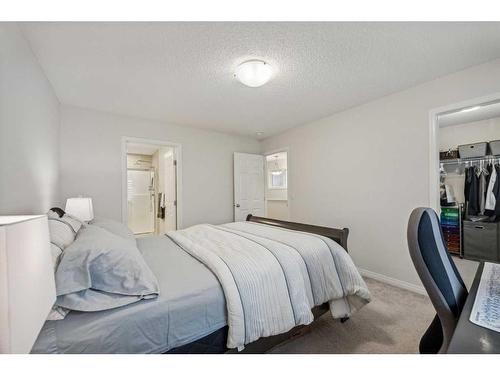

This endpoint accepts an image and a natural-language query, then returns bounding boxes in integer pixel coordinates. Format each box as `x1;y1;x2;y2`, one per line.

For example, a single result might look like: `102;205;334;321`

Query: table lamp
0;215;56;353
65;197;94;222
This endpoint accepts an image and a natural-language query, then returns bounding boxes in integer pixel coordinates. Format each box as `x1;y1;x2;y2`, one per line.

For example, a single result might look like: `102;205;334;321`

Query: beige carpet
269;278;435;354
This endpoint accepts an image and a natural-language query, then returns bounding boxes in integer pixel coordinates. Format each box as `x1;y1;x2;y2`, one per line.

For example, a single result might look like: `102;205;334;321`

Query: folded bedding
167;221;371;350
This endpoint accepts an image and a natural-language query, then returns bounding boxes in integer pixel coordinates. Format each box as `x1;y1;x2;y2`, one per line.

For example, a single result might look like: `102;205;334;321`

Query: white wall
0;24;60;214
267;201;289;221
440;116;500;151
261;58;500;289
59;105;260;228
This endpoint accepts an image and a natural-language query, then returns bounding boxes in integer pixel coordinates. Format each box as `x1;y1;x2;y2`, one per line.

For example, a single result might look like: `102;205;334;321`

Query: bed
32;215;370;354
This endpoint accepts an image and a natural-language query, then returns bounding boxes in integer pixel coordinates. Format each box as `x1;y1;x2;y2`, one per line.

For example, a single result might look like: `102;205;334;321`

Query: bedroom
1;1;500;374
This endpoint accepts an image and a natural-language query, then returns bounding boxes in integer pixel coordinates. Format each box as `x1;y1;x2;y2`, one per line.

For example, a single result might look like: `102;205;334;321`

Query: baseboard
359;268;427;296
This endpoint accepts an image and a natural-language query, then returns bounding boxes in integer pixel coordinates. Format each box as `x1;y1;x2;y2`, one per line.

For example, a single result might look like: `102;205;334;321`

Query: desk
447;262;500;353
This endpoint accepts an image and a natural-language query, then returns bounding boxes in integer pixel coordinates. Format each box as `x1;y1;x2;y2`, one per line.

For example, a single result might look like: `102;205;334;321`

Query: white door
234;152;265;221
163;151;177;231
127;169;155;234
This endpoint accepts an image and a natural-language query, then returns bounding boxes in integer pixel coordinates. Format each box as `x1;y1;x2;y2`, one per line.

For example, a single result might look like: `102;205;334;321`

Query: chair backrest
407;207;468;353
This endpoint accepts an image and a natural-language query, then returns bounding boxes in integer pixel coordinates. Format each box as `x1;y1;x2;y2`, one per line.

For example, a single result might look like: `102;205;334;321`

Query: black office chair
407;208;468;354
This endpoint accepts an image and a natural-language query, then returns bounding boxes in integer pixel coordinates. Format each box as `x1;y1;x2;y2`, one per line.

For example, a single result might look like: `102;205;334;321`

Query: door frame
428;91;500;212
121;136;183;230
263;147;290;219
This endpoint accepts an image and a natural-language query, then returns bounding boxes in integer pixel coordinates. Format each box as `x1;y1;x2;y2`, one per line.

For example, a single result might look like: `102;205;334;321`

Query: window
269;169;287;189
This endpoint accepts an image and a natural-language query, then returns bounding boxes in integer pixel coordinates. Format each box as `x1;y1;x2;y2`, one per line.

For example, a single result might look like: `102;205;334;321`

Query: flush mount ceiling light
234;60;273;87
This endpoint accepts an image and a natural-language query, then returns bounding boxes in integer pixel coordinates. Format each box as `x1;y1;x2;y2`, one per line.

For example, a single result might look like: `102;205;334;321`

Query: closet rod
440;155;500;165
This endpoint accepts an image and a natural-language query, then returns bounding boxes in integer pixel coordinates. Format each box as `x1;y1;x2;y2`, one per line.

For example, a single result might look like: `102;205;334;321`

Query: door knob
235;204;240;208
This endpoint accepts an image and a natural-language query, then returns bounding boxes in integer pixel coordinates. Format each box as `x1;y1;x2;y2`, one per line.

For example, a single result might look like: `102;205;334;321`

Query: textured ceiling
21;22;500;139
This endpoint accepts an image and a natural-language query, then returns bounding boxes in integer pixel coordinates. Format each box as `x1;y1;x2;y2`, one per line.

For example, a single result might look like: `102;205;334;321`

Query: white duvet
168;221;371;350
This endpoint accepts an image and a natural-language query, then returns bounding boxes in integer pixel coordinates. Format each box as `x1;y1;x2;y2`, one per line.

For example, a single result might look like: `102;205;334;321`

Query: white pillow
60;214;83;233
46;306;70;321
47;228;70;321
47;209;83;248
48;219;76;250
50;243;62;270
47;210;60;219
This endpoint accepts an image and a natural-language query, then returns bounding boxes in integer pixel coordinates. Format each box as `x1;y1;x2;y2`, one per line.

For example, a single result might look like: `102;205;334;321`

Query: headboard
246;214;349;252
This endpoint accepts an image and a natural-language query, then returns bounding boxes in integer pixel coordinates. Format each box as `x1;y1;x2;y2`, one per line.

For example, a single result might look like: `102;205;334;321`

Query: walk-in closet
438;101;500;263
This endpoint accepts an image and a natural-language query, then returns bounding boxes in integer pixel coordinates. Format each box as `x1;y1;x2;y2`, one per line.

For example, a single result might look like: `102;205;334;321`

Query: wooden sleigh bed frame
246;215;349;252
167;215;350;354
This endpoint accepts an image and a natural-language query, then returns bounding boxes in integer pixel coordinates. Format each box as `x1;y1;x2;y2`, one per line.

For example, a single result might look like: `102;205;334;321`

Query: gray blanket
168;222;371;350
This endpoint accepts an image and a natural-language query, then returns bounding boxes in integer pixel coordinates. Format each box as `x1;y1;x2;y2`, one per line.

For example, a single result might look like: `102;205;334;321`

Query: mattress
31;235;227;354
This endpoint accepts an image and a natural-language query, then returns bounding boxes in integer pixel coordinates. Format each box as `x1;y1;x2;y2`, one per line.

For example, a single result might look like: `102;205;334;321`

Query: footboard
246;215;349;252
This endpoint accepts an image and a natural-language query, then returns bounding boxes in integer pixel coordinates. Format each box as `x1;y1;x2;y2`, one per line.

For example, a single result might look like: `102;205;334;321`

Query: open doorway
122;138;180;236
232;151;290;222
430;97;500;287
265;151;289;220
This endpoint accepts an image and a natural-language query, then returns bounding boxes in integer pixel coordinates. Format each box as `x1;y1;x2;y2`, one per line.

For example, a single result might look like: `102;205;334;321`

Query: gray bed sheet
31;236;227;354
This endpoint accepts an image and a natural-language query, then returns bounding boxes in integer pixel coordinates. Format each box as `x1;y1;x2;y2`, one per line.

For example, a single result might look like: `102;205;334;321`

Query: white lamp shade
0;215;56;353
65;197;94;222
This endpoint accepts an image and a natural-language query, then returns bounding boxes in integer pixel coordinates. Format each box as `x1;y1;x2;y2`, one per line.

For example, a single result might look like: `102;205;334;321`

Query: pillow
46;306;70;321
90;217;136;242
47;209;62;219
60;214;83;233
50;243;63;270
48;207;66;218
47;211;83;250
55;225;159;312
47;209;83;232
47;238;68;321
48;219;76;250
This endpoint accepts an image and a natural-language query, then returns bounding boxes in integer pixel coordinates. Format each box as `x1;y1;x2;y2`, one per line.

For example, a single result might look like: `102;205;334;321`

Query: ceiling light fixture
234;60;273;88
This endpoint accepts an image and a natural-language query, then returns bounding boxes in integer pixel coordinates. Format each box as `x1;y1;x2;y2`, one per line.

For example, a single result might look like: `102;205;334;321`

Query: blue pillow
55;225;159;312
90;217;136;243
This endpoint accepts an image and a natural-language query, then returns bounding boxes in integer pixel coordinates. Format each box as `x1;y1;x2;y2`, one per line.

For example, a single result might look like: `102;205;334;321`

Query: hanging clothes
464;166;471;204
484;164;500;221
494;164;500;218
465;166;481;216
478;165;489;215
157;192;166;219
454;160;500;221
485;164;497;211
440;164;448;206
